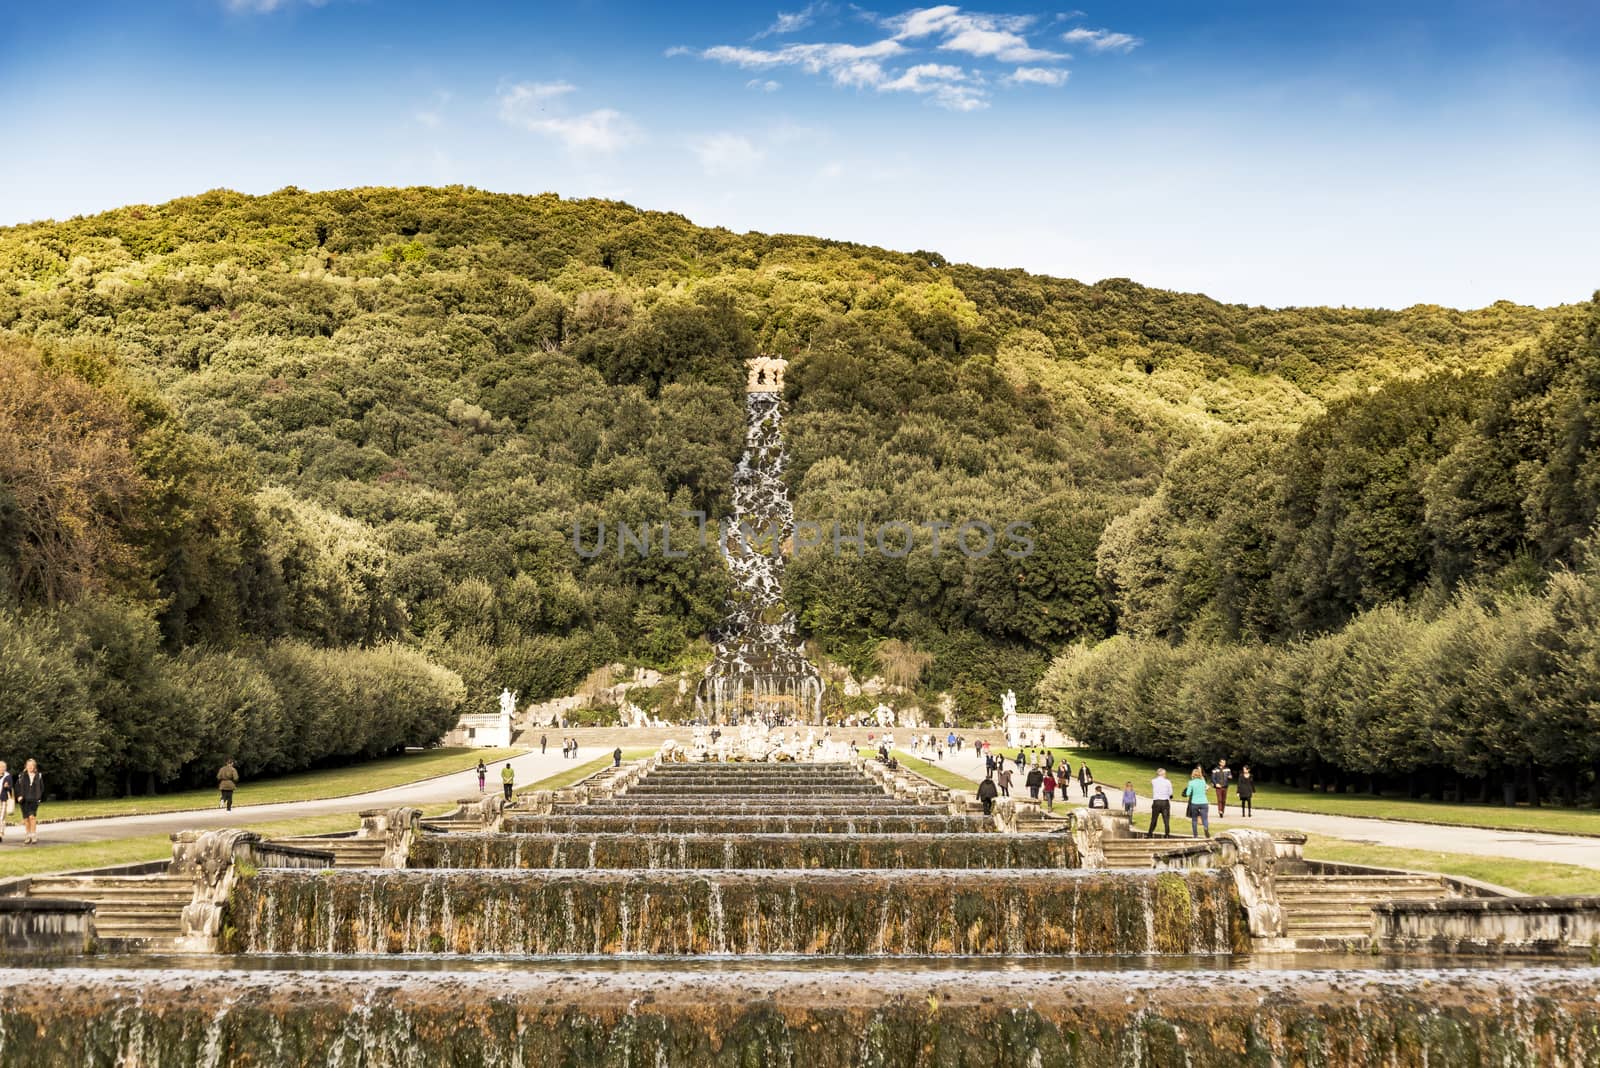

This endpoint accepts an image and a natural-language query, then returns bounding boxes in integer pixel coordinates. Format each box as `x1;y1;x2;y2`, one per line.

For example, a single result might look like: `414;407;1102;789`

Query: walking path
921;748;1600;872
2;745;604;849
16;735;1600;873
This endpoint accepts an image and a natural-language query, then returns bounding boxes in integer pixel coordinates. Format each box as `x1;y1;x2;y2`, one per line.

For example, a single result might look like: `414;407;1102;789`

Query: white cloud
675;6;1125;111
693;133;766;176
879;63;987;110
886;5;1063;62
222;0;328;12
878;62;954;90
1004;66;1069;87
754;3;828;39
1062;26;1143;52
498;81;576;108
496;83;638;152
939;27;1062;62
698;39;907;88
747;79;783;92
413;90;453;129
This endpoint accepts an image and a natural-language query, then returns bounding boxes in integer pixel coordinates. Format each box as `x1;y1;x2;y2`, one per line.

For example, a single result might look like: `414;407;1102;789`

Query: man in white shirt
1148;768;1173;838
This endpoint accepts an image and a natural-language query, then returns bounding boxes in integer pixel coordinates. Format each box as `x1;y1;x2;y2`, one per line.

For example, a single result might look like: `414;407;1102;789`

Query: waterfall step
502;814;996;835
408;832;1077;870
229;867;1240;957
572;803;946;815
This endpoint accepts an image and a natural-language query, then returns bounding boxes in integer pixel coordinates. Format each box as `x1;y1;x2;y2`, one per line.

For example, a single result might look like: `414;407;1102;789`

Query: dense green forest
0;185;1588;798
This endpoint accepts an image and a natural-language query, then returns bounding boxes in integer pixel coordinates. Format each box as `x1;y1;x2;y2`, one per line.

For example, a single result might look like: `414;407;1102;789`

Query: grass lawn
516;750;654;795
1022;746;1600;838
5;755;640;879
1;812;370;879
28;747;523;823
1301;833;1600;897
867;749;975;792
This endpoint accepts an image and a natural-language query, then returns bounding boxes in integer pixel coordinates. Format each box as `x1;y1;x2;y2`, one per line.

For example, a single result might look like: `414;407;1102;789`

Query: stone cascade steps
1099;837;1208;868
422;817;492;833
269;836;387;868
1276;874;1451;942
408;831;1078;871
584;804;936;814
26;875;192;950
502;813;997;835
613;780;885;791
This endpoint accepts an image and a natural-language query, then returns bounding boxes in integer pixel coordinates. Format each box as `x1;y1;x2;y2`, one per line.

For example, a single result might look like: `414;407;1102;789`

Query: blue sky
1;1;1595;308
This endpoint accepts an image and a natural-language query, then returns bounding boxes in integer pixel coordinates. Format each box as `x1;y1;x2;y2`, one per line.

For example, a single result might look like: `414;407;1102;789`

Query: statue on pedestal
499;688;517;720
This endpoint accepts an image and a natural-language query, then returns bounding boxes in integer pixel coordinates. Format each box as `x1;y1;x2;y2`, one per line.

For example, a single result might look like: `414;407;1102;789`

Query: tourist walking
613;746;623;768
1041;770;1057;812
18;759;43;845
1077;762;1093;798
0;761;12;843
1043;750;1054;774
1148;768;1173;838
1088;785;1109;809
1121;781;1137;817
476;759;487;793
976;775;998;815
569;738;579;760
1026;765;1043;799
998;767;1012;798
540;734;547;755
1183;766;1211;838
1211;760;1232;817
1237;766;1255;816
217;759;239;811
501;762;515;801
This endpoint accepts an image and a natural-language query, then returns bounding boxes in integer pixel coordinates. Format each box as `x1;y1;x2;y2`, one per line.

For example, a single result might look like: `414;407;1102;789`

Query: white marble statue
499;688;517;719
872;702;895;728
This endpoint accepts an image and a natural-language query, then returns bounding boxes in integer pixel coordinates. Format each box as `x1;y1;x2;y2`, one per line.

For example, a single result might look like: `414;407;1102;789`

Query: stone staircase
1100;835;1205;868
1277;873;1452;945
270;836;385;868
26;874;192;950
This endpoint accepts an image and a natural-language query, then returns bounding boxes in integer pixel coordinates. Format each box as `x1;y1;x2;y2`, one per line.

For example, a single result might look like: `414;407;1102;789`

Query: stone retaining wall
0;898;95;958
1374;897;1600;957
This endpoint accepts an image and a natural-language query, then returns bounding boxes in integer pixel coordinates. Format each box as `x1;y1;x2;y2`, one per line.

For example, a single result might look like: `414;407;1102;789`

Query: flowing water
7;752;1600;1064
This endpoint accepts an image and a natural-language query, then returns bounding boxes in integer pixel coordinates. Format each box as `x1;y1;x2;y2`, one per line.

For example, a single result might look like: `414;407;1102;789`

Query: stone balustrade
1372;897;1600;957
357;807;422;868
170;829;334;953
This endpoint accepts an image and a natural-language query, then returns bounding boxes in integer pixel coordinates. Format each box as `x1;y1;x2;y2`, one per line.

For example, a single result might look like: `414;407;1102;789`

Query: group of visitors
537;735;585;761
1144;761;1256;838
909;731;977;761
0;759;45;845
970;744;1260;840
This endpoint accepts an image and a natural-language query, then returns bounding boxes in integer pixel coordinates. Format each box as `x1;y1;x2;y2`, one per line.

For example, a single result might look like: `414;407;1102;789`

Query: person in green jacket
500;762;515;801
1182;766;1211;838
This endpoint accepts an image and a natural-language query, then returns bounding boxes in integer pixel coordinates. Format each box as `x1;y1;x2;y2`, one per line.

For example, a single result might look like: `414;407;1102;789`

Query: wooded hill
0;185;1589;798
